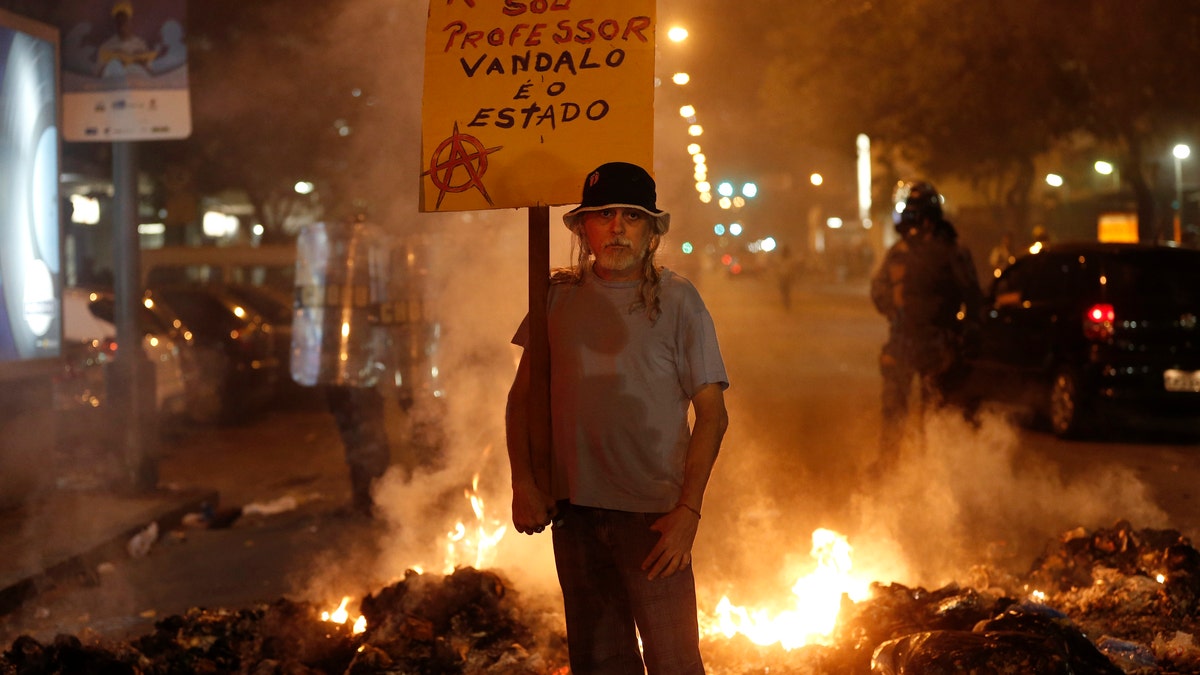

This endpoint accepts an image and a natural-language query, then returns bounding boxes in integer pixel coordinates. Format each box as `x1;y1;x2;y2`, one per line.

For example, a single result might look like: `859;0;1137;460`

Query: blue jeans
552;502;704;675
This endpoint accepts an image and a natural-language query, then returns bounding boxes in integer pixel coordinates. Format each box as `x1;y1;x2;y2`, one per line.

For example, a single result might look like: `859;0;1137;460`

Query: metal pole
527;205;551;493
112;141;158;491
1175;155;1184;244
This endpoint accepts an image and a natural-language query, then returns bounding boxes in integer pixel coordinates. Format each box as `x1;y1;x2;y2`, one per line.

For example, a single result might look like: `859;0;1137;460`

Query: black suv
968;242;1200;438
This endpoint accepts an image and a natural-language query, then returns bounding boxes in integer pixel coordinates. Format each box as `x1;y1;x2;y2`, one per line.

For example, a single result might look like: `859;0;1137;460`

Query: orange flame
321;595;366;635
701;528;872;650
321;465;507;632
442;471;508;574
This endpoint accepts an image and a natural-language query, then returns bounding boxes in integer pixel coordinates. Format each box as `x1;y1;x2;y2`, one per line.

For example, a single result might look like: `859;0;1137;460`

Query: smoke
693;388;1169;612
360;209;577;598
846;405;1168;587
660;276;1176;617
274;0;597;604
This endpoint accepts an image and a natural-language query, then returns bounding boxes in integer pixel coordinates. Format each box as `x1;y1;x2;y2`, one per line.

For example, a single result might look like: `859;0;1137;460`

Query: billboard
0;9;61;376
421;0;656;212
58;0;190;141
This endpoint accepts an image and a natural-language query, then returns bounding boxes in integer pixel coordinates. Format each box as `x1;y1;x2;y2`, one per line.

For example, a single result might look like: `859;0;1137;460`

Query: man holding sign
506;162;730;674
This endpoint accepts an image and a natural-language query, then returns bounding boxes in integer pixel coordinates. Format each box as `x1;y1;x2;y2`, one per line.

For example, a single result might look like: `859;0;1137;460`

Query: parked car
147;285;280;424
218;283;297;391
62;287;190;419
53;339;107;414
967;242;1200;438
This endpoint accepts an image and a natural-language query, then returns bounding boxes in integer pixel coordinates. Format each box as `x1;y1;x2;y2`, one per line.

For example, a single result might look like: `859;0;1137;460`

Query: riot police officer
870;181;982;467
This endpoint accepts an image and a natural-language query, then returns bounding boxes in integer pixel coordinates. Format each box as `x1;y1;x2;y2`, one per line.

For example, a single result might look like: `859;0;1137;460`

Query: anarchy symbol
423;121;503;209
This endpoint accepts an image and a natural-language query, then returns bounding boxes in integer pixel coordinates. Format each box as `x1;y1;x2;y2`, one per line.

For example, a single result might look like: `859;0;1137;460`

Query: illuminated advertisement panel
0;9;61;375
59;0;190;142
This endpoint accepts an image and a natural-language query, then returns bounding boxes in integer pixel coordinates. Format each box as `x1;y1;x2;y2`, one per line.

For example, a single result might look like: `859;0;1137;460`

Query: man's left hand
642;506;700;580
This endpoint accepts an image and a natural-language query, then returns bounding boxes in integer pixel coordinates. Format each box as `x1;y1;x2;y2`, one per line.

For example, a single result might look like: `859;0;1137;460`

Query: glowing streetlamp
1174;144;1190;242
856;134;872;228
1094;160;1118;191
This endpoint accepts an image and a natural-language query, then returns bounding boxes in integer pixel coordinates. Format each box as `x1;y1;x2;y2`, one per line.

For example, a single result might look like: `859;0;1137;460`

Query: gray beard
594;244;645;276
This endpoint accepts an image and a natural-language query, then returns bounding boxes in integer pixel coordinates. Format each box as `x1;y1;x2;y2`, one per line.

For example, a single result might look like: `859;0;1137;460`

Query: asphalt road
2;270;1199;646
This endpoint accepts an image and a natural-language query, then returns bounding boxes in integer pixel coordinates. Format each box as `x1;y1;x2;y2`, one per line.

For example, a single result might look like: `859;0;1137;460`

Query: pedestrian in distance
870;180;983;471
774;243;801;310
988;230;1015;278
506;161;730;675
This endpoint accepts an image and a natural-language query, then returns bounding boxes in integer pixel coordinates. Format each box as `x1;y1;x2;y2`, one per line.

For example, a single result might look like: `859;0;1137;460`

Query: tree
180;0;432;237
156;0;359;241
752;0;1200;241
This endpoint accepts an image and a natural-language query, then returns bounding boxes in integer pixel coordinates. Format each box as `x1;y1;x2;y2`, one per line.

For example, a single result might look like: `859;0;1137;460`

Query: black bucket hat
563;162;671;234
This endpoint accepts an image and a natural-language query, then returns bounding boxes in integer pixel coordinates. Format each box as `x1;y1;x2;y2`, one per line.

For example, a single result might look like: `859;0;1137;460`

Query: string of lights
661;23;775;271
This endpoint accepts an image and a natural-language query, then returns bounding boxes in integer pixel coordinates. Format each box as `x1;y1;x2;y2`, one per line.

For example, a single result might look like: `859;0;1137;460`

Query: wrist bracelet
676;503;701;519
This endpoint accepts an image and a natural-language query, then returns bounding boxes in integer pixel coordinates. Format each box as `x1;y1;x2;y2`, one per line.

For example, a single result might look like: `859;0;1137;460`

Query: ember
321;596;366;635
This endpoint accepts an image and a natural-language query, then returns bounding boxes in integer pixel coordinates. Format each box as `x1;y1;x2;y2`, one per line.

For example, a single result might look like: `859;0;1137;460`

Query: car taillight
1084;303;1115;341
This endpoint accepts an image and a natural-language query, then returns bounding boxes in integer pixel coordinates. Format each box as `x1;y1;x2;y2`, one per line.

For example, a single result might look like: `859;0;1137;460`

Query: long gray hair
552;224;665;322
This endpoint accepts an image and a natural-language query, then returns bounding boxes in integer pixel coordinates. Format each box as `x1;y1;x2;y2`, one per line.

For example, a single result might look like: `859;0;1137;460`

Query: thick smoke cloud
848;407;1167;587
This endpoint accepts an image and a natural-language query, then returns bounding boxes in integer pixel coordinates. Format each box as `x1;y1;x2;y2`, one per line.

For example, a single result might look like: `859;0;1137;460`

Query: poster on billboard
58;0;189;141
421;0;656;213
0;9;61;372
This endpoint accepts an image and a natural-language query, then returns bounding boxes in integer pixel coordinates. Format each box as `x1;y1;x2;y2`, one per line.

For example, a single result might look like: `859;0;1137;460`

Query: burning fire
321;467;508;630
442;471;508;575
321;596;366;635
701;528;873;650
321;472;876;652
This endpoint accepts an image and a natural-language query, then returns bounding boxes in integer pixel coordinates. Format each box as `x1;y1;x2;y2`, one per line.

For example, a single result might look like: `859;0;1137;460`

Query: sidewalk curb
0;488;218;616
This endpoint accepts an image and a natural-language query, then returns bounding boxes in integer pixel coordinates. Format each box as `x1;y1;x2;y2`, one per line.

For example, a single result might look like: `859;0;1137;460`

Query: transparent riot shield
291;220;390;387
381;234;437;408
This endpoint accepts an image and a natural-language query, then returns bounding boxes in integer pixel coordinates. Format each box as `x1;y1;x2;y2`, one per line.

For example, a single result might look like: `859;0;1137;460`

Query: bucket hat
563;162;670;234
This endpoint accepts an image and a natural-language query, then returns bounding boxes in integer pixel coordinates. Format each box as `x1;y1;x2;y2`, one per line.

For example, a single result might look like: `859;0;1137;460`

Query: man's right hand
511;484;557;535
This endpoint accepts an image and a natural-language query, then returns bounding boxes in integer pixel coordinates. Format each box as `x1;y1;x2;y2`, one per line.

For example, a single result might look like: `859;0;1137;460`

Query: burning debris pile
4;522;1200;674
0;567;567;675
703;521;1200;674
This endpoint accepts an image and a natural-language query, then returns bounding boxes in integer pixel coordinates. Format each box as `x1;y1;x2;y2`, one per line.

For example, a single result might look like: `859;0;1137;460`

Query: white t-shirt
514;267;728;513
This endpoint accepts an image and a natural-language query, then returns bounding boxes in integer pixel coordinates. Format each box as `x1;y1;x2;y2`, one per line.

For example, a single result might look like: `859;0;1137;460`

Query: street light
1094;160;1119;190
1174;144;1190;242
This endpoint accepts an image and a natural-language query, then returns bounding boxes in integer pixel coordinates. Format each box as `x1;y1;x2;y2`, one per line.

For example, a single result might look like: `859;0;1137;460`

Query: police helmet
892;180;943;234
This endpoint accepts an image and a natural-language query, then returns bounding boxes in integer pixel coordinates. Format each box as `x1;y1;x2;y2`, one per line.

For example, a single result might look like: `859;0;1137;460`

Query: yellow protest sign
421;0;656;213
